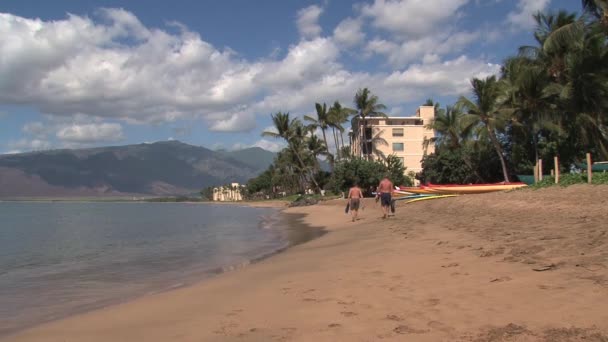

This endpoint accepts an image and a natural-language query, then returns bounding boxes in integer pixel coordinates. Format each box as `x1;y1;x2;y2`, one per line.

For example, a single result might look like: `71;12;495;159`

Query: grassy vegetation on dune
531;172;608;188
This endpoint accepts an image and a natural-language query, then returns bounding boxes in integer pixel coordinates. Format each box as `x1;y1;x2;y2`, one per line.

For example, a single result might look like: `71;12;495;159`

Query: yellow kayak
428;183;527;194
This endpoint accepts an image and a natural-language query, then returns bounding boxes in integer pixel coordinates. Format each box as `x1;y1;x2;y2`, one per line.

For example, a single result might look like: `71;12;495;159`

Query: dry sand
4;185;608;341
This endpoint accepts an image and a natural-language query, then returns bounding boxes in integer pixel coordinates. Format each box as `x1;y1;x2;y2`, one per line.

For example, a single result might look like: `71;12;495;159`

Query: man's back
378;178;393;193
349;186;362;198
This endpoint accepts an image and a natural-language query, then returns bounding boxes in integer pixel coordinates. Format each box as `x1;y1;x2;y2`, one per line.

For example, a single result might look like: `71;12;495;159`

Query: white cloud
251;139;284;152
255;38;341;89
0;10;348;133
208;109;256;132
367;30;480;66
360;0;470;39
296;5;324;39
261;125;279;135
226;139;283;152
56;123;124;143
7;139;52;153
1;7;505;140
506;0;551;29
384;55;501;98
333;17;365;47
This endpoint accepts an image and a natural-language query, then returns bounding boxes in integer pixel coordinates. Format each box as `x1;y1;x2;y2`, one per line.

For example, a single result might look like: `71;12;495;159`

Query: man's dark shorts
350;198;360;210
380;193;391;207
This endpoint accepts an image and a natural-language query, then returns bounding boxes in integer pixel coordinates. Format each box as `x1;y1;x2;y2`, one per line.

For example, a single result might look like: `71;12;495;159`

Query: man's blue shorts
380;193;391;207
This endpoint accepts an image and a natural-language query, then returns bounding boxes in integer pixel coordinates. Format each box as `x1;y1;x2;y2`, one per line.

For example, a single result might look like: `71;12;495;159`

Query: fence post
538;159;543;181
587;153;592;184
554;156;559;184
534;160;539;183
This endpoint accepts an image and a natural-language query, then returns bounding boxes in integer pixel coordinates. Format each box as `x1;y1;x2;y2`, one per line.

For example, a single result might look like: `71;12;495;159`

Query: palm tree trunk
331;127;339;161
290;144;321;192
487;125;510;182
361;117;368;160
340;130;345;157
321;128;334;170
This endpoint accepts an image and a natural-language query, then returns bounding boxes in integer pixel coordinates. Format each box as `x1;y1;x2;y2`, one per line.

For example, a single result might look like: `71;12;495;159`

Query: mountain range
0;141;276;198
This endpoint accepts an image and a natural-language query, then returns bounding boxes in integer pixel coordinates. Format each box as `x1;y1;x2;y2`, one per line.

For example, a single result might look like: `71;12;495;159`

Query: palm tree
582;0;608;24
457;76;512;182
519;11;579;83
304;103;332;164
306;134;330;171
526;9;608;162
354;88;387;160
424;105;469;150
502;56;561;165
262;112;321;191
424;105;484;181
328;101;356;161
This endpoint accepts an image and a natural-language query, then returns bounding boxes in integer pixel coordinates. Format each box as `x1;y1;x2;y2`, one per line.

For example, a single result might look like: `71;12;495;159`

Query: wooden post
587;153;592;184
534;160;539;183
551;169;554;177
538;159;543;181
554;156;559;184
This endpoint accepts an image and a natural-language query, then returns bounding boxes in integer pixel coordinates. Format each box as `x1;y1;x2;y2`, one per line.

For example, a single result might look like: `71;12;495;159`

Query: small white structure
212;183;244;201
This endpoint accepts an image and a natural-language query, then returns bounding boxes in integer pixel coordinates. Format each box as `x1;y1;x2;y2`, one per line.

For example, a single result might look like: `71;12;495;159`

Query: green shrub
531;172;608;188
330;157;412;194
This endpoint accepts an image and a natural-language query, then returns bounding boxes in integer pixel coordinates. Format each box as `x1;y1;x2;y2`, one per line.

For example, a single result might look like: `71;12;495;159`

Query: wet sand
5;185;608;341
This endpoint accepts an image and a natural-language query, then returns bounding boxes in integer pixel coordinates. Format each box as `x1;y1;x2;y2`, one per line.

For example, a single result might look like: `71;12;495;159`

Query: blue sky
0;0;580;153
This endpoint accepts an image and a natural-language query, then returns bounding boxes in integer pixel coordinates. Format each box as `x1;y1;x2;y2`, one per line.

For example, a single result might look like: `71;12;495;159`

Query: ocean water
0;202;321;336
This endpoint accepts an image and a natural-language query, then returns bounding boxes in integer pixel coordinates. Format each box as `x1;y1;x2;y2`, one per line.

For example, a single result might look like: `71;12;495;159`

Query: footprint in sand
340;311;358;317
442;262;460;268
303;297;334;303
425;298;441;306
337;300;355;305
385;314;404;322
393;325;430;334
225;309;243;317
490;276;512;283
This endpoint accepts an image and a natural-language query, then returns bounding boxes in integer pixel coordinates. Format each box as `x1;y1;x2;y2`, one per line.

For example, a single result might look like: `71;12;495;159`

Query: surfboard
403;194;458;204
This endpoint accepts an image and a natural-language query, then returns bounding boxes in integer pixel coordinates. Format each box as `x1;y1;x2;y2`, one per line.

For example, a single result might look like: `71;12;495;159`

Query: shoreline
5;186;608;341
0;205;323;339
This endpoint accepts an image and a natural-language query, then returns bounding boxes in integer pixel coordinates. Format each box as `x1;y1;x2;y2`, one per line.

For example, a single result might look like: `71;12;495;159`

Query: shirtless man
377;176;394;219
347;182;364;222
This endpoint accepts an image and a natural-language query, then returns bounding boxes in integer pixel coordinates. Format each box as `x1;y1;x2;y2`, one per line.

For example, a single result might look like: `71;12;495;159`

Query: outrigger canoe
426;182;527;194
398;182;526;195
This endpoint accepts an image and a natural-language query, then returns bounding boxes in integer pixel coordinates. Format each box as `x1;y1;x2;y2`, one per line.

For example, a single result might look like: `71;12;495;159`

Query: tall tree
457;76;512;182
328;101;356;161
354;88;387;160
262;112;321;191
304;103;332;167
582;0;608;23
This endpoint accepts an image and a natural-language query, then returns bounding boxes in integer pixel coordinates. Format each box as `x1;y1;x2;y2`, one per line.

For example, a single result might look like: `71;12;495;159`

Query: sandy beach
5;185;608;341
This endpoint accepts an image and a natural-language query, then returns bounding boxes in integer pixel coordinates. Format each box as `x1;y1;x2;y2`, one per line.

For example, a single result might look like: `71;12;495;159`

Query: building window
392;142;404;151
392;128;404;137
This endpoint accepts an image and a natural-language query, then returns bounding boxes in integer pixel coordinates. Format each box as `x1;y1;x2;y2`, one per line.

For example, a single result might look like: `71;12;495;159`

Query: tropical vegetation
246;88;408;198
421;0;608;184
247;1;608;197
